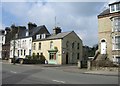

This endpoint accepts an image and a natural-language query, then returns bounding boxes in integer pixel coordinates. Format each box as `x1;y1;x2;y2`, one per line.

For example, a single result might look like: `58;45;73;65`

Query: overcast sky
0;0;119;47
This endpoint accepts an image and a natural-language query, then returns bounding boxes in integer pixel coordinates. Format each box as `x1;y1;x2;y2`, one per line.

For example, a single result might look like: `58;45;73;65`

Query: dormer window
41;34;46;39
116;3;120;11
36;34;41;39
111;5;115;12
110;2;120;13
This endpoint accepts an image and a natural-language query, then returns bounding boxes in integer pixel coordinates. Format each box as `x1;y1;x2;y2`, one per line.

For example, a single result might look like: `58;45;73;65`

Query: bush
23;59;42;64
32;53;40;60
26;55;32;60
40;54;45;64
22;53;46;64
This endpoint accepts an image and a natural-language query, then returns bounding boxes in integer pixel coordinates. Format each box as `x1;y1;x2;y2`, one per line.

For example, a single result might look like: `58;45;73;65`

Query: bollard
9;58;12;63
87;60;92;70
78;61;82;69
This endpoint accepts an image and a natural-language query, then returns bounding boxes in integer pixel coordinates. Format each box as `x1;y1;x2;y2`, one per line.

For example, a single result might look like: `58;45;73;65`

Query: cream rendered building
97;1;120;64
32;27;83;65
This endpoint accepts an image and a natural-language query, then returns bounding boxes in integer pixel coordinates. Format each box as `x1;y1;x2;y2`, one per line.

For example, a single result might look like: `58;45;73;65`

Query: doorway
101;39;107;54
66;53;68;64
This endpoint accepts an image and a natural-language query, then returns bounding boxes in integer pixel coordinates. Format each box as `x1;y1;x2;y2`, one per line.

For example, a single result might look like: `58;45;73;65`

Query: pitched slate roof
29;25;50;37
14;25;50;39
98;8;110;16
109;1;120;6
33;31;73;42
46;31;72;40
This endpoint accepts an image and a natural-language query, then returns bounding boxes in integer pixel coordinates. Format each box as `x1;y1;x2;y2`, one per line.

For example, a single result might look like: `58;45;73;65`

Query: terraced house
96;1;120;64
9;22;50;62
32;27;83;65
0;30;5;59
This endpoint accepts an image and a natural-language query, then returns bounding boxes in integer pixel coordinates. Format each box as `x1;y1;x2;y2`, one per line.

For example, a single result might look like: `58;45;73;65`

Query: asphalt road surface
2;62;118;84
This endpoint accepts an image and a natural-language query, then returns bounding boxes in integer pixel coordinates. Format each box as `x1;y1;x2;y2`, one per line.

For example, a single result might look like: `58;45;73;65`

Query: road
2;62;118;84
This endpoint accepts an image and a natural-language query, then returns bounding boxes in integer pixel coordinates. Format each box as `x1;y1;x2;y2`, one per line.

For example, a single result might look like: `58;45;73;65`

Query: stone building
9;23;50;61
96;1;120;64
32;27;83;65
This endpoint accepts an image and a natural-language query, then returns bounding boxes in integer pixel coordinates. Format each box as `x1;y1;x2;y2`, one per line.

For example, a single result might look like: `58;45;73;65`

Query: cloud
2;2;106;46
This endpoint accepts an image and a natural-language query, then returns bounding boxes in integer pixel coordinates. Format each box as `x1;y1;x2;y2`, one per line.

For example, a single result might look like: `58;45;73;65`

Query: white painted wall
0;35;5;59
10;37;32;59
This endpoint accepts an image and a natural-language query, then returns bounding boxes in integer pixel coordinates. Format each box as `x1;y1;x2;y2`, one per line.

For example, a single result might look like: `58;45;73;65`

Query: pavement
1;60;119;76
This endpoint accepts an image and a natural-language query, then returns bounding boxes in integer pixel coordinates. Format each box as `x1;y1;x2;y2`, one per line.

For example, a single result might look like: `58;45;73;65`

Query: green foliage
40;54;45;64
32;53;36;58
54;46;58;50
26;55;32;60
24;53;46;64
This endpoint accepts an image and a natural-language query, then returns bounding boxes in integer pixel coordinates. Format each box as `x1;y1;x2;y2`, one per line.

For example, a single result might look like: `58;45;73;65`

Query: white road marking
10;71;17;74
52;80;65;83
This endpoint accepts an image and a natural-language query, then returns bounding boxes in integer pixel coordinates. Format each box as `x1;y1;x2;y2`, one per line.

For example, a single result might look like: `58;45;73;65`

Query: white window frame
50;41;53;49
110;5;116;13
116;3;120;12
112;36;120;50
36;34;40;39
41;34;46;39
112;17;120;32
110;4;120;13
113;55;120;63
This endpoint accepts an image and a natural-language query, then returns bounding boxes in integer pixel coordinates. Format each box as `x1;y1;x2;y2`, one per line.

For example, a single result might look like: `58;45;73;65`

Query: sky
0;0;119;47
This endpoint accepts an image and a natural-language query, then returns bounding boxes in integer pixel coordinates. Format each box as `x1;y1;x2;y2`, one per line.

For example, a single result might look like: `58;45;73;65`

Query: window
72;42;74;49
111;5;115;12
18;50;19;57
113;17;120;32
36;34;41;39
18;41;20;47
116;3;120;11
41;34;46;39
21;49;23;56
77;53;79;59
77;43;80;49
66;41;69;48
37;53;39;58
113;36;120;50
49;53;56;60
29;49;31;56
33;43;36;50
23;40;24;44
2;36;3;41
25;40;26;44
24;50;26;56
50;41;53;49
38;42;41;50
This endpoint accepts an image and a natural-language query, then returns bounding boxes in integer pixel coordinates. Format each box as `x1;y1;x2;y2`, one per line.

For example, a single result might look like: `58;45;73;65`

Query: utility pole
55;16;56;28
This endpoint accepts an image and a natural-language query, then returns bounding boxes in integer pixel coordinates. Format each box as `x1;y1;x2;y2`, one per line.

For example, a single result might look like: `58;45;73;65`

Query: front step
96;54;107;60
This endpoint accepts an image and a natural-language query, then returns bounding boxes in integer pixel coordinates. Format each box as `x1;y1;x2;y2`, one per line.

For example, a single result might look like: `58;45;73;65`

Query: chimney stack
5;27;11;34
28;22;37;35
0;30;5;35
53;27;61;35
